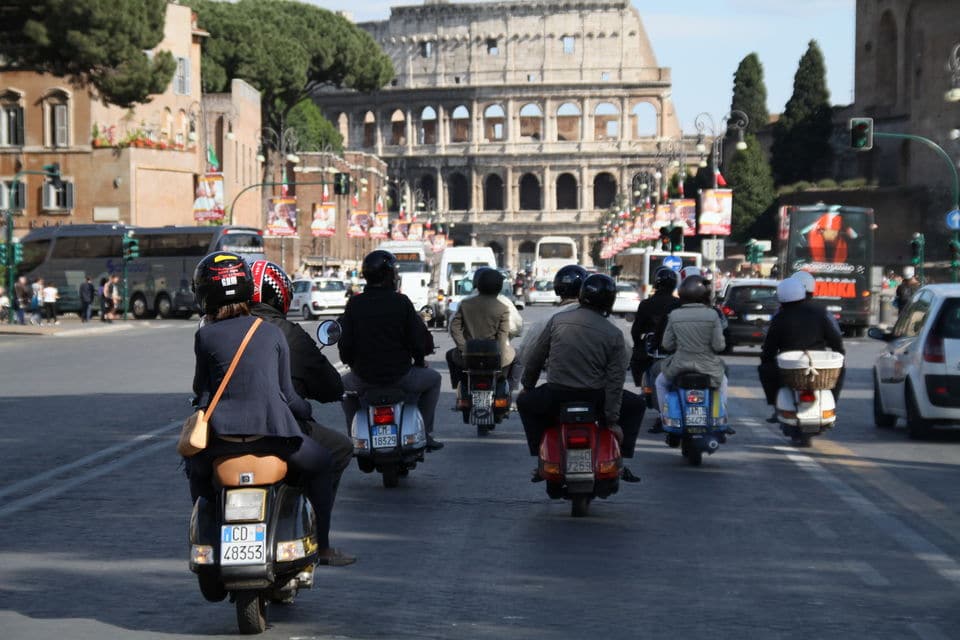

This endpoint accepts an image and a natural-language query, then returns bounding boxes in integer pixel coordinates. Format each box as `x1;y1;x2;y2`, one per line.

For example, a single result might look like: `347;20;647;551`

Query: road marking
806;520;838;540
844;560;891;587
728;385;872;400
909;622;952;640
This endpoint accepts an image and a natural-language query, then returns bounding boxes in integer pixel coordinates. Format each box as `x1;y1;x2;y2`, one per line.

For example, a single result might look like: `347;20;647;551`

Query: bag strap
205;317;262;420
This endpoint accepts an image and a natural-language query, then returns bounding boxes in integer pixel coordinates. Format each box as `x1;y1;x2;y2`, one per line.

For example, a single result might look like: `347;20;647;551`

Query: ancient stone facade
314;0;695;271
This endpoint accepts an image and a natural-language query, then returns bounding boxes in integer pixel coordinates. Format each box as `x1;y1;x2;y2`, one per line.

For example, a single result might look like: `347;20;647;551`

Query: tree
0;0;176;108
731;53;769;137
287;100;343;153
727;134;775;240
771;40;833;185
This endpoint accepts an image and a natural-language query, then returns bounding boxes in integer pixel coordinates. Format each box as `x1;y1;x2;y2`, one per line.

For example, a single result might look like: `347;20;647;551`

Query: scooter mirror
316;319;342;346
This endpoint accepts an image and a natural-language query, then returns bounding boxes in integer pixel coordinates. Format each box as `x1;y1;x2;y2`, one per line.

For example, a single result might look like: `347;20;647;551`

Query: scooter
350;385;427;488
187;319;342;635
456;338;511;436
638;332;667;410
661;372;729;466
775;350;843;447
537;402;622;517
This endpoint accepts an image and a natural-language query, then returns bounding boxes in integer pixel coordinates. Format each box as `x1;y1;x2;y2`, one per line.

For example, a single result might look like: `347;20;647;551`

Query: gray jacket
521;306;627;425
661;303;726;388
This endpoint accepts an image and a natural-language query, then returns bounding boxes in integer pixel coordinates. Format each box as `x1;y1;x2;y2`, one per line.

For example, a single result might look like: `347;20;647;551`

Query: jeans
341;366;442;435
81;301;92;322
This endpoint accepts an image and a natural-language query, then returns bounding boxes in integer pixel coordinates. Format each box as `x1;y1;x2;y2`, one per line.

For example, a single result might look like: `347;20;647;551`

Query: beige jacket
661;303;726;388
451;294;516;367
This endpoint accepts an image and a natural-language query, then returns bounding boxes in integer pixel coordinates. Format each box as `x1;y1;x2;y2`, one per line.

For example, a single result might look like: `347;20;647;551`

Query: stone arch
163;107;174;141
362;111;375;148
519;173;541;210
389;109;406;146
556;102;581;141
386;183;400;213
484;173;504;210
450;104;470;143
487;241;505;267
593;172;617;209
519;103;543;141
419;106;437;145
631;102;658;138
416;174;437;208
483;104;506;141
594;102;620;140
876;10;898;105
556;172;578;210
447;172;470;211
518;240;536;272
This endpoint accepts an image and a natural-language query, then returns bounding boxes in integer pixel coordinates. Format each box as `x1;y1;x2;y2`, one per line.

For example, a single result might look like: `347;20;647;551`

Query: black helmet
250;260;293;314
578;273;616;315
474;267;504;295
653;266;679;293
192;252;254;315
361;250;399;289
554;264;588;299
678;275;709;305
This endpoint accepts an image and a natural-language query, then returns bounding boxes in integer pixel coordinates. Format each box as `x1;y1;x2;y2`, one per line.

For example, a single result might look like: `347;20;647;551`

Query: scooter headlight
224;489;266;523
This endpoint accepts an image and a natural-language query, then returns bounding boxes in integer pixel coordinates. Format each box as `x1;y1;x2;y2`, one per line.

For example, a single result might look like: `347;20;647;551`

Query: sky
313;0;856;133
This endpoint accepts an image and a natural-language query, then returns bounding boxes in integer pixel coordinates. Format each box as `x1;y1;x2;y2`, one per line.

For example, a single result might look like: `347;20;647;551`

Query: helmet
792;270;816;296
679;266;702;282
361;250;399;289
474;267;505;295
777;278;806;304
250;260;293;314
678;275;708;304
192;252;254;315
903;266;916;279
554;264;588;299
578;273;617;315
653;266;679;293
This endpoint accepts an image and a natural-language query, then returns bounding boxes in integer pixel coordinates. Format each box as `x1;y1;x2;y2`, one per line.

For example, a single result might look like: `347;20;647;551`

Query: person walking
30;278;43;325
99;277;112;322
109;274;122;319
0;286;9;319
895;266;920;316
79;276;95;322
14;276;30;325
41;280;59;325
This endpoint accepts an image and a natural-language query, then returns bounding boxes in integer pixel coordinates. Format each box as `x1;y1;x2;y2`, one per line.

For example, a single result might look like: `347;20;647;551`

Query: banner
670;199;697;236
347;210;370;238
311;203;336;238
699;189;733;235
639;209;658;241
653;204;672;231
265;196;298;237
390;221;408;241
369;212;389;239
192;173;225;222
407;222;424;241
430;233;447;253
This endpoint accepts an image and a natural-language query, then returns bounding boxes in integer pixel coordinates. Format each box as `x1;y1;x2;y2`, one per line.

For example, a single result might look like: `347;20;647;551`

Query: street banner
653;204;672;231
407;222;424;241
430;233;446;253
369;212;389;239
347;210;370;238
311;203;336;238
640;209;658;241
192;173;225;222
670;199;697;236
778;205;791;242
699;189;733;236
265;196;297;237
391;221;408;241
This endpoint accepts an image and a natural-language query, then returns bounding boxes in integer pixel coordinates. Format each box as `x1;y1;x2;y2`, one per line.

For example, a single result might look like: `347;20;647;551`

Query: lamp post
256;125;300;271
292;144;342;273
694;110;749;189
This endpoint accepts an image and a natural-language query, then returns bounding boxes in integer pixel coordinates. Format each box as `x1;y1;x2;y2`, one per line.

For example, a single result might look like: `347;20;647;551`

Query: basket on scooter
777;350;844;391
464;338;500;371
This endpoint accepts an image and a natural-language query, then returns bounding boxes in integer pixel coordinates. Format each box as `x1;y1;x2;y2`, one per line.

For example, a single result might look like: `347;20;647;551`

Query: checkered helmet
250;260;293;314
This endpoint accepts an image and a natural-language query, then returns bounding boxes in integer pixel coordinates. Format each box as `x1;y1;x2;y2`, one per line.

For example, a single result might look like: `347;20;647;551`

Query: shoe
426;436;444;451
766;411;778;424
620;466;642;483
530;468;544;483
316;548;356;567
726;427;737;435
647;419;664;434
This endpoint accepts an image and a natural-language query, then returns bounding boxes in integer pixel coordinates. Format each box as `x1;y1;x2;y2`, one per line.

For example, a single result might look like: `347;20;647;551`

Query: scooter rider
338;250;444;450
759;277;845;423
248;260;354;499
447;267;516;390
792;270;841;332
518;273;644;483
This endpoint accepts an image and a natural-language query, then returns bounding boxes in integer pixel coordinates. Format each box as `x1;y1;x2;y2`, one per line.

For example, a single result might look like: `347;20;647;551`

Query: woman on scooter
186;252;353;566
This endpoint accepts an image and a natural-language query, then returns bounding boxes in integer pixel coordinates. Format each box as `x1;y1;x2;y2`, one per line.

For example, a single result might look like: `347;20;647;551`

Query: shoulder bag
177;317;262;457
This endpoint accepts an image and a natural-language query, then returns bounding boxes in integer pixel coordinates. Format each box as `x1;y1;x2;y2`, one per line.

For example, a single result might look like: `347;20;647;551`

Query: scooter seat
213;455;288;487
558;402;597;424
675;373;713;389
361;387;406;405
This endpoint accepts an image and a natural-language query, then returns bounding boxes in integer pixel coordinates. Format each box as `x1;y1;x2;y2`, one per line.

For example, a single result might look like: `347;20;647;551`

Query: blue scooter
660;372;729;466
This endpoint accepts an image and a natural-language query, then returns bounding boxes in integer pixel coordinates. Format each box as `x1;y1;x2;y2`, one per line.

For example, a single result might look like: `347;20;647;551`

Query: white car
291;278;349;320
612;281;641;318
525;280;559;305
870;284;960;438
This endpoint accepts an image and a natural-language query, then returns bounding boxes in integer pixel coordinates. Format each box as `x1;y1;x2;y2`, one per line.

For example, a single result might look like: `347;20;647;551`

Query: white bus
613;247;703;299
532;236;578;279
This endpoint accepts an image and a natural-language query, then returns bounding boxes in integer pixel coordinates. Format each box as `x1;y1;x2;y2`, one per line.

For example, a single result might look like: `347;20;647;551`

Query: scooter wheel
382;465;400;488
235;591;267;635
686;448;703;466
571;495;591;517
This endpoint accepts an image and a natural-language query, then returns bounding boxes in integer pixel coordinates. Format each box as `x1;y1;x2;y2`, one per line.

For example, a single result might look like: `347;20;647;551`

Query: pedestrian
895;266;920;315
14;275;30;325
79;275;95;323
110;274;122;319
0;286;9;319
42;280;59;325
99;277;112;322
30;278;43;325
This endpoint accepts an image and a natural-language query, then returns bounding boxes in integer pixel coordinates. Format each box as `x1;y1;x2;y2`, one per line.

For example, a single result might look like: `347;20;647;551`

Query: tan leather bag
177;318;262;457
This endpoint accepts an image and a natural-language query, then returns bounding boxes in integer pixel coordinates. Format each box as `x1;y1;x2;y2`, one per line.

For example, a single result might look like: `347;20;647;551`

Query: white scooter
775;350;844;447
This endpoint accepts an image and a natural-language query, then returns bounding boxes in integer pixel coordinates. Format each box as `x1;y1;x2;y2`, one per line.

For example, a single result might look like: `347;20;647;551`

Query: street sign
701;239;724;262
662;255;683;271
946;209;960;231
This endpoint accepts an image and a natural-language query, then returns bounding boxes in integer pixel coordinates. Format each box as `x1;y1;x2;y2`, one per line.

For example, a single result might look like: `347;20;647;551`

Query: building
313;0;694;271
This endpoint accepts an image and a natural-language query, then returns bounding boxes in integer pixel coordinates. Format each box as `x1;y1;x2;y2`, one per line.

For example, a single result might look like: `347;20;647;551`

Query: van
437;246;497;297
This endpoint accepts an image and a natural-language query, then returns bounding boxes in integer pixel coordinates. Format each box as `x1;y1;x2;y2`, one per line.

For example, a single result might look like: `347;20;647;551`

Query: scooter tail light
494;397;509;409
779;410;798;419
822;409;836;419
372;406;395;425
540;462;561;479
473;381;491;390
923;334;945;363
798;390;817;403
721;305;735;317
598;460;619;477
191;544;215;565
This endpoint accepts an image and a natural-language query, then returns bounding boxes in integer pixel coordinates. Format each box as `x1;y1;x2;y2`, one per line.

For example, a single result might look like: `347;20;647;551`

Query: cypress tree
731;53;769;136
727;134;775;240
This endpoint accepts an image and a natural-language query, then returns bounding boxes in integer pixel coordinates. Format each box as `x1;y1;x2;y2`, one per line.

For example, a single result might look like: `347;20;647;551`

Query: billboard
265;197;297;237
699;189;733;236
311;203;336;238
192;173;225;222
347;210;371;238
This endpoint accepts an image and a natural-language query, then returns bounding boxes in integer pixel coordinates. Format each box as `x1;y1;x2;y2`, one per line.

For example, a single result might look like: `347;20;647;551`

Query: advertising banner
653;204;673;231
670;199;698;236
639;209;658;241
699;189;733;236
265;197;298;237
430;233;447;253
347;210;370;238
407;222;424;241
390;221;408;241
192;173;225;222
369;212;389;239
311;203;336;238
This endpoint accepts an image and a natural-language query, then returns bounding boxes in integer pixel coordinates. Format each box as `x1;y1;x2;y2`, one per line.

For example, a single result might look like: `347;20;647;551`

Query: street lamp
694;110;749;188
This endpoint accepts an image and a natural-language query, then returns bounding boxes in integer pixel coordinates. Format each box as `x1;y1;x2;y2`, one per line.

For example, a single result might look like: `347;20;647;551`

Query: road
0;306;958;639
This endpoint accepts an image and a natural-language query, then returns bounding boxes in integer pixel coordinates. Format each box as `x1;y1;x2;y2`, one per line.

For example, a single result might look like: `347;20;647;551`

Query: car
716;278;780;352
445;270;524;326
870;284;960;439
291;278;349;320
525;279;559;305
611;281;641;319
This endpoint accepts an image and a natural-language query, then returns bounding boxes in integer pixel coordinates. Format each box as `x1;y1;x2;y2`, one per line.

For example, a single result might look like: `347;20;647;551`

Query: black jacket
761;299;845;365
629;291;681;376
79;281;95;304
338;286;434;385
250;303;344;403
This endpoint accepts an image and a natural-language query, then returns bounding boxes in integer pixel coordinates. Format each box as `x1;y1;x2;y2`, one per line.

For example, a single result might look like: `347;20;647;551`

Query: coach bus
16;224;265;318
532;236;578;280
613;247;703;299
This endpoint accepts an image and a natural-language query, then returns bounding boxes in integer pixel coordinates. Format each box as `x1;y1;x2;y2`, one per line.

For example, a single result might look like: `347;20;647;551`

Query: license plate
565;448;593;474
371;424;398;449
685;405;707;426
220;524;266;566
745;313;771;322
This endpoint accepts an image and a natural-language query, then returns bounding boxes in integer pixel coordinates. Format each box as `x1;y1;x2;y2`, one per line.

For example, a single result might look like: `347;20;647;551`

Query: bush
793;181;812;192
816;178;838;189
778;184;797;195
840;177;868;189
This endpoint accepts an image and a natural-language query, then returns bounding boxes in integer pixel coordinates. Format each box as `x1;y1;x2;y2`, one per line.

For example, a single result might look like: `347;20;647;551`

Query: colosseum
314;0;694;271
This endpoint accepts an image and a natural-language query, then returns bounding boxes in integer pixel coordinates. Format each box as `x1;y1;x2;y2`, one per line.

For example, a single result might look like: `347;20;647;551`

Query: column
405;109;414;154
435;166;445;214
542;165;552;213
544;97;555;143
580;98;589;142
581;235;592;268
471;166;481;213
504;166;514;212
472;99;481;149
375;110;383;156
505;97;515;143
506;235;516;274
620;97;629;148
437;104;447;152
580;165;590;211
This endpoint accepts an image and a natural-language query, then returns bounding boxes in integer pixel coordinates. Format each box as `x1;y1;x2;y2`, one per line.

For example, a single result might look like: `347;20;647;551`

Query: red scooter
537;402;622;517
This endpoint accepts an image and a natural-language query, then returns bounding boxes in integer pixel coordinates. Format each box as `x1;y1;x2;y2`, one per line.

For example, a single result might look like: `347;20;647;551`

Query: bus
376;240;435;313
532;236;578;279
778;204;875;335
16;224;265;318
613;247;703;299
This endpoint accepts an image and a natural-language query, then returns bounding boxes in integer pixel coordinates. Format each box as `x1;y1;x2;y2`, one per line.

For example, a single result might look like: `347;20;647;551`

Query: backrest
213;455;287;487
362;386;406;405
558;402;597;424
465;338;500;370
675;372;713;390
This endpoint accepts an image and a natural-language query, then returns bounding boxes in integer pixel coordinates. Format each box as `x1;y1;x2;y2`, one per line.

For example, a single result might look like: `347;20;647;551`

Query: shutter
55;104;68;147
16;181;25;209
15;106;23;145
0;183;7;209
43;182;52;209
65;182;75;209
184;58;191;95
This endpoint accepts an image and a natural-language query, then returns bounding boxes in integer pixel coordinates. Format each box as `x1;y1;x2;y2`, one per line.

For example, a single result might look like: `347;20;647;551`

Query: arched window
0;89;24;147
177;109;188;146
483;104;506;142
163;107;174;142
43;89;71;148
362;111;375;148
876;11;898;105
487;241;504;267
556;173;578;210
416;174;437;209
519;173;541;210
451;105;470;143
484;173;504;210
631;102;657;138
419;106;437;145
593;172;617;209
389;109;406;146
594;102;619;140
556;102;581;141
447;172;470;211
387;183;400;213
519;103;543;141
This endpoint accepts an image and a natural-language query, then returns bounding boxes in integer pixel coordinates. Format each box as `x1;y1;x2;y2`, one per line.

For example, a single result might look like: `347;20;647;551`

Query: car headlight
224;488;266;523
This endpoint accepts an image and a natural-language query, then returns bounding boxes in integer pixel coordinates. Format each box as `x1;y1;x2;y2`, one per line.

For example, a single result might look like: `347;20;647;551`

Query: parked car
525;279;559;305
717;278;780;352
611;281;641;319
869;284;960;439
291;278;349;320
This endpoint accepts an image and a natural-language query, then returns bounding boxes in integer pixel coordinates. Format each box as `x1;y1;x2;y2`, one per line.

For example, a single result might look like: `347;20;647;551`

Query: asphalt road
0;307;958;640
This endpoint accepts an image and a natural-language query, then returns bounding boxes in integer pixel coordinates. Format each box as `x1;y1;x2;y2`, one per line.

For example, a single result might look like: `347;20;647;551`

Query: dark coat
79;281;95;304
761;300;845;365
193;314;311;439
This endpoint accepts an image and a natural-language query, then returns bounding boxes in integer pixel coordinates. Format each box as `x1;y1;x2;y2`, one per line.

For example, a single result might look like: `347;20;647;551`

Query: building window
174;57;191;95
43;91;70;148
527;73;539;82
42;179;75;211
486;39;499;56
1;102;24;146
421;41;433;58
562;35;575;54
454;76;462;84
600;71;610;81
1;180;26;210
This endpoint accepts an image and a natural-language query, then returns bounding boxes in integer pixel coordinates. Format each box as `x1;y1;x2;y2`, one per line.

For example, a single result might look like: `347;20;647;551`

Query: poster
369;212;389;239
391;221;408;241
265;196;298;237
699;189;733;236
430;233;447;253
347;210;370;238
192;173;225;222
311;203;336;238
407;222;424;241
670;199;697;236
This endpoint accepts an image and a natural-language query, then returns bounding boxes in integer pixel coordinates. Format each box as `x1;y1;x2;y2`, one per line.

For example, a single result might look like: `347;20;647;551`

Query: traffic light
1;243;23;266
334;173;350;195
746;239;763;264
910;233;925;266
12;242;22;265
42;162;63;188
0;243;6;267
849;117;874;151
950;238;960;267
669;226;684;252
658;226;670;252
122;235;140;262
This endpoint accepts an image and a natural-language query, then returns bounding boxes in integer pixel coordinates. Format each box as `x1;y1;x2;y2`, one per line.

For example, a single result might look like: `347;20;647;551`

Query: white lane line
844;560;891;587
806;520;839;540
909;622;952;640
0;438;171;518
0;421;181;500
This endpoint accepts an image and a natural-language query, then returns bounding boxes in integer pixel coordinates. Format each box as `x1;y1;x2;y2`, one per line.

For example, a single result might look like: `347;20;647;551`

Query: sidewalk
0;315;140;337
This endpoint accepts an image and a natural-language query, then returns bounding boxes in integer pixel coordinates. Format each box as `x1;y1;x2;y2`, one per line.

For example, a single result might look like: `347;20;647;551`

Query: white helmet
903;266;915;279
777;278;805;304
791;271;816;295
679;266;702;282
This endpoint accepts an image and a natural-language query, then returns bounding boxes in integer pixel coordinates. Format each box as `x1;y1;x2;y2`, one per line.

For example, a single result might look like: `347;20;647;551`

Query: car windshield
313;280;345;292
616;283;636;293
534;280;552;291
728;286;777;304
934;298;960;339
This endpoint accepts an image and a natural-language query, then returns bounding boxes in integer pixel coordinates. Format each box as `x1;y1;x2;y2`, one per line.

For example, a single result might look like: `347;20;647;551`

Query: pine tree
727;134;775;240
731;53;769;136
287;100;344;153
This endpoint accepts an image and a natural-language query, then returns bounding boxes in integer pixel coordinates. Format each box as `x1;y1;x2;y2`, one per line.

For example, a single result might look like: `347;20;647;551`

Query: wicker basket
777;350;844;391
